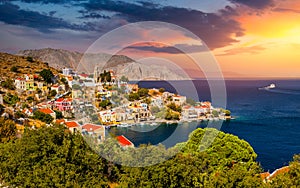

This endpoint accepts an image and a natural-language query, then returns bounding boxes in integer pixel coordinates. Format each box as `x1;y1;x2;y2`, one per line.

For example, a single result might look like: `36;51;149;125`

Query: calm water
109;80;300;171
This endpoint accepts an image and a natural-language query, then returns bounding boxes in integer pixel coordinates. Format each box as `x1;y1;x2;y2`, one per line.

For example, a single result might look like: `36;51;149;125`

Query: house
64;121;80;133
15;78;26;90
82;123;105;142
182;106;198;119
151;95;163;108
116;135;134;148
99;110;117;124
127;84;139;93
54;98;73;112
22;108;33;117
172;95;186;106
25;74;34;82
38;108;56;120
25;80;34;90
62;68;73;76
51;85;65;93
78;74;89;80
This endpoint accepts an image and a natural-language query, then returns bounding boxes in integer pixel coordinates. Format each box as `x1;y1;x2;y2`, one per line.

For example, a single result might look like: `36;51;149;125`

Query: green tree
0;117;16;143
0;125;109;187
212;110;219;117
1;78;15;90
120;75;129;82
3;93;19;106
40;69;54;83
138;88;149;98
10;66;18;72
128;93;139;101
99;99;112;109
186;98;196;106
167;102;182;113
100;70;111;83
33;111;54;124
60;77;67;85
159;88;165;93
26;56;34;62
54;110;63;119
270;154;300;187
50;89;57;97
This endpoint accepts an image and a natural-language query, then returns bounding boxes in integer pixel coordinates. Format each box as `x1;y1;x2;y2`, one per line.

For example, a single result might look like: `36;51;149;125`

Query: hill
0;52;58;79
17;48;188;80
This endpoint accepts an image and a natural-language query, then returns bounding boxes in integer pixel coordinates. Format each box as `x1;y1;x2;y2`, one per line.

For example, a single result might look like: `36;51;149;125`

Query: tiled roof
82;124;103;132
39;108;54;114
65;121;79;128
116;135;134;147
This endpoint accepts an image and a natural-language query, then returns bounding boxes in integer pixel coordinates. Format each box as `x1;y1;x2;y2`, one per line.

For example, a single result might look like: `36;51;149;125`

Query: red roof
56;119;65;124
82;124;103;132
39;108;54;114
79;74;89;78
116;135;134;147
65;121;79;128
56;98;64;102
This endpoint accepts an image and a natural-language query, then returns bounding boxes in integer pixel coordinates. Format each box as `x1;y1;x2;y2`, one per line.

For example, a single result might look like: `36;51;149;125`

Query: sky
0;0;300;78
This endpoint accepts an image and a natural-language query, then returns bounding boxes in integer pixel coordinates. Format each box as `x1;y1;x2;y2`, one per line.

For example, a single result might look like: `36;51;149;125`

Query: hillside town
0;62;231;147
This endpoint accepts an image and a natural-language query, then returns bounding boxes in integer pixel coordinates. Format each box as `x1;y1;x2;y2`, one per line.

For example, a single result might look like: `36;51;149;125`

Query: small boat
259;83;276;90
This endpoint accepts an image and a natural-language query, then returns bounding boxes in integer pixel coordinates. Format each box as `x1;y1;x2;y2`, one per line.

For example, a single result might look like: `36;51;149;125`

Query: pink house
54;98;73;111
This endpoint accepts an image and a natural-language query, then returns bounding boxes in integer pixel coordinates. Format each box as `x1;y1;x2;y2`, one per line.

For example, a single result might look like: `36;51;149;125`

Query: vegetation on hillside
0;122;299;187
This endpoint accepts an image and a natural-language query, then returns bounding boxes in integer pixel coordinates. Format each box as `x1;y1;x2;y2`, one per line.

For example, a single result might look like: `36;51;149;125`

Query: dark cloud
78;12;110;19
228;0;274;9
0;2;99;32
81;0;244;49
273;8;300;14
125;43;208;54
217;45;266;56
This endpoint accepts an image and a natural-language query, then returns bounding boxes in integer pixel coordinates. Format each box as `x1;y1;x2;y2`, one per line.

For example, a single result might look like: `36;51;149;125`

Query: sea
109;80;300;171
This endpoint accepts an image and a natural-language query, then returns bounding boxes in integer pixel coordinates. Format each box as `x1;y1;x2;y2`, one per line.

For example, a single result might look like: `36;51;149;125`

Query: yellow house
99;110;117;124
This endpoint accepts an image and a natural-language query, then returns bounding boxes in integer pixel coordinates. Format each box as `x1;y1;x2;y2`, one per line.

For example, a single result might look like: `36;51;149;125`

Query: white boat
259;83;276;90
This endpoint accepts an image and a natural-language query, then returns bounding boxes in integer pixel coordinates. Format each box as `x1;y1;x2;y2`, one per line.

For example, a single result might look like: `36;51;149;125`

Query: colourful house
99;110;117;124
64;121;80;133
54;98;73;112
82;123;105;142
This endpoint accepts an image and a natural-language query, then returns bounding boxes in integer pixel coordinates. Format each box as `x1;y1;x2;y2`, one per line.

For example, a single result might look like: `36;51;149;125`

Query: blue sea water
109;80;300;171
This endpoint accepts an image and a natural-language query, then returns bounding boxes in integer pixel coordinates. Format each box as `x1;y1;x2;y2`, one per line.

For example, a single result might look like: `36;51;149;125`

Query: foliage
118;128;263;187
26;96;34;103
128;92;139;101
120;75;129;82
3;93;19;106
100;70;111;83
1;78;15;90
0;117;16;143
0;125;109;187
40;69;54;83
99;99;112;109
270;154;300;187
222;109;231;116
212;110;219;117
0;104;4;114
54;110;63;119
167;102;182;113
26;56;34;62
150;106;160;114
50;89;57;97
60;77;67;85
159;88;165;93
15;110;25;118
10;66;18;72
33;110;54;124
186;98;196;106
137;88;149;98
165;109;180;120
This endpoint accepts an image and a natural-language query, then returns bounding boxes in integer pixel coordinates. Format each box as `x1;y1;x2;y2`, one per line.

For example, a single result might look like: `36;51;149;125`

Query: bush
33;111;53;124
1;79;15;90
10;66;18;72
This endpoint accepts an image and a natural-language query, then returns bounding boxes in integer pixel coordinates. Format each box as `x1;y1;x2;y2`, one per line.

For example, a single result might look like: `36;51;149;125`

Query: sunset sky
0;0;300;78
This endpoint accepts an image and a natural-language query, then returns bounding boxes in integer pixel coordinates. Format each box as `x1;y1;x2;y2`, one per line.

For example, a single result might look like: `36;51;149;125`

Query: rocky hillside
0;52;58;79
17;48;188;80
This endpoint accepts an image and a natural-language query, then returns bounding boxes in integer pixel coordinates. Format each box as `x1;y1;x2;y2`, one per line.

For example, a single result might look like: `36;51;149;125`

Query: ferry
259;83;276;90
